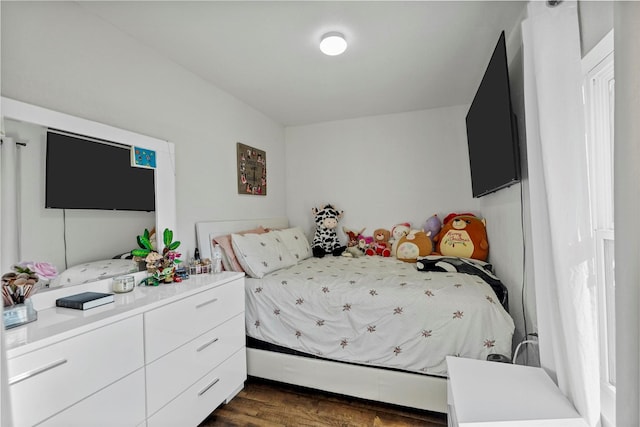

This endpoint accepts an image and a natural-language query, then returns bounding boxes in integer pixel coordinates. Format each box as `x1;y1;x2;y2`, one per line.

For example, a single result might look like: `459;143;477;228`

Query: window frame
582;29;615;427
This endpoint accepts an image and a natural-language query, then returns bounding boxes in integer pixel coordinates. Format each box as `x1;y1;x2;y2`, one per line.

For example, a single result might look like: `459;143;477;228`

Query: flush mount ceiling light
320;32;347;56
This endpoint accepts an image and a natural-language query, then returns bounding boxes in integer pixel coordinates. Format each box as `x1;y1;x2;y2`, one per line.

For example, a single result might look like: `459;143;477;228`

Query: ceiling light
320;32;347;56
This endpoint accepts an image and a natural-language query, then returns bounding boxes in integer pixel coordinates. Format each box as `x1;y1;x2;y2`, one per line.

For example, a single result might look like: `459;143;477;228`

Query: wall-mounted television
465;31;520;198
45;130;155;211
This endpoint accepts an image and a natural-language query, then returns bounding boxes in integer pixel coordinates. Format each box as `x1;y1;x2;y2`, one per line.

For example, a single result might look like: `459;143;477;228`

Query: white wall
489;25;534;359
1;1;287;258
285;105;479;235
578;1;614;57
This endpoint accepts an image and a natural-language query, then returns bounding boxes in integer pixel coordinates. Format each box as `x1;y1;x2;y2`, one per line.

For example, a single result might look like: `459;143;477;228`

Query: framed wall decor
237;142;266;195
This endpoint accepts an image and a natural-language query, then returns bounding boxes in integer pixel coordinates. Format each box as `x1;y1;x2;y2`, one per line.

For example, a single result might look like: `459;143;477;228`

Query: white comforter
245;256;514;376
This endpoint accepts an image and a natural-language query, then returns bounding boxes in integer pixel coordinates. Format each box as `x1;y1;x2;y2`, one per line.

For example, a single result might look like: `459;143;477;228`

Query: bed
196;218;515;413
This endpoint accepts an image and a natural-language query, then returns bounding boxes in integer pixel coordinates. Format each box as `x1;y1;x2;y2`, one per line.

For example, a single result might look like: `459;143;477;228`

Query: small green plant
131;228;155;258
161;228;181;255
131;228;182;286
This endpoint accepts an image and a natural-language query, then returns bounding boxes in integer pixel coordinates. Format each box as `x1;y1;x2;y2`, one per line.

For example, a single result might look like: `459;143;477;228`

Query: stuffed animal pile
311;207;489;263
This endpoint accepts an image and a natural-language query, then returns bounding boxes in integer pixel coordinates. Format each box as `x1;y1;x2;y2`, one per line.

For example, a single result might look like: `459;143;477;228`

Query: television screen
45;130;155;211
465;31;520;198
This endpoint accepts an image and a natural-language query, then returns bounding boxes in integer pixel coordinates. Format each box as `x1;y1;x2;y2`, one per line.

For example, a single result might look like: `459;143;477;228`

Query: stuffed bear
366;228;391;257
390;222;411;257
342;227;365;258
396;230;433;263
433;213;489;261
311;204;347;258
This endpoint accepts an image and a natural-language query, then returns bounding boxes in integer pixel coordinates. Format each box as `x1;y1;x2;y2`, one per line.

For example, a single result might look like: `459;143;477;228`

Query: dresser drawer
146;349;247;427
144;278;244;362
8;315;144;427
146;313;245;416
40;368;146;427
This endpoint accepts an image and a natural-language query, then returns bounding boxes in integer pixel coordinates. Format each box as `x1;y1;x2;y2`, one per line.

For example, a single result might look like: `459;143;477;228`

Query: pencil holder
3;299;38;329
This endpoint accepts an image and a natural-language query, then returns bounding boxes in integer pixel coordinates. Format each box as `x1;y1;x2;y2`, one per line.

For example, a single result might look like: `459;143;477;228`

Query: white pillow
50;259;139;287
231;232;296;278
273;227;311;262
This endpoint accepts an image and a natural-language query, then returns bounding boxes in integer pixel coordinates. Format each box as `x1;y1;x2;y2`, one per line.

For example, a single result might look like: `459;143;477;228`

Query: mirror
1;97;176;289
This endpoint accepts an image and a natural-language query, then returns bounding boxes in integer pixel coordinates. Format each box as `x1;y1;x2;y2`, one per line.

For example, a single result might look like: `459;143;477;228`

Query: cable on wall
62;209;69;271
519;181;528;341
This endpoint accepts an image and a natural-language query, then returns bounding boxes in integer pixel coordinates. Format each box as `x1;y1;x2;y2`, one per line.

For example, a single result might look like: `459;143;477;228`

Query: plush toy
396;230;433;263
311;204;347;258
390;222;411;257
358;234;374;255
423;214;442;244
342;227;365;258
366;228;391;257
434;213;489;261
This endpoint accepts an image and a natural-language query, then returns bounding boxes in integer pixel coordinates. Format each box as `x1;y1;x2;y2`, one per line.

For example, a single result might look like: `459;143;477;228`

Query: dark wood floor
200;377;448;427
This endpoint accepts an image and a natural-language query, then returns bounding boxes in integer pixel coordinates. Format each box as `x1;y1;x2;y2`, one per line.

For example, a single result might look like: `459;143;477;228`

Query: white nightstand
446;356;588;426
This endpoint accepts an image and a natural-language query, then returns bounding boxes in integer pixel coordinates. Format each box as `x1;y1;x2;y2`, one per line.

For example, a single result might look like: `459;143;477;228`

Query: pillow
50;259;138;287
212;226;267;272
231;232;296;278
273;227;311;261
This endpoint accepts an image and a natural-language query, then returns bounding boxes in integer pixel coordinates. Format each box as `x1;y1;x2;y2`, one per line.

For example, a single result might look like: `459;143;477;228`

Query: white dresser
4;272;245;427
446;356;587;427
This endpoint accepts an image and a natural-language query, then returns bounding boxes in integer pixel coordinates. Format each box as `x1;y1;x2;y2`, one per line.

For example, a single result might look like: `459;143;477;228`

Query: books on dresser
56;291;115;310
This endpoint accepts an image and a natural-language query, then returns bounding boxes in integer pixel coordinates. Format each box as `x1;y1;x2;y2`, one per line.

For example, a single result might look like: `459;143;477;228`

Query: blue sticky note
131;146;156;169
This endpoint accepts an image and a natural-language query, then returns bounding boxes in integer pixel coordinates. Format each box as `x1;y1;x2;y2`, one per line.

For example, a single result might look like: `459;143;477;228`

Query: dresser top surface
5;272;244;358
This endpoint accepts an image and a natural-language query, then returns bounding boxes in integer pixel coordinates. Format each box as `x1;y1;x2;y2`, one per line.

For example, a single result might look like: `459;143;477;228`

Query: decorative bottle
213;245;223;273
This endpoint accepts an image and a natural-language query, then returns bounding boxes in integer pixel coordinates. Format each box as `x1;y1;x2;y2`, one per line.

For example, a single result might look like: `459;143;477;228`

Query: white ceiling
79;1;527;127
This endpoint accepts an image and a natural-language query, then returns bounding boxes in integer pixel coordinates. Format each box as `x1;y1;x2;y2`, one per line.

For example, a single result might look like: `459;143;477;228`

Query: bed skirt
245;340;448;413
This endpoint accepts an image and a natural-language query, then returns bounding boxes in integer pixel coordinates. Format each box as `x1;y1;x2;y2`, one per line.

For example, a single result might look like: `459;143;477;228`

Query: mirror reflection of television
45;130;155;211
465;31;520;198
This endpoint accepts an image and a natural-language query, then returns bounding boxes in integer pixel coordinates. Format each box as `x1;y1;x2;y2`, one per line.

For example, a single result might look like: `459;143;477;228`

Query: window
583;30;615;427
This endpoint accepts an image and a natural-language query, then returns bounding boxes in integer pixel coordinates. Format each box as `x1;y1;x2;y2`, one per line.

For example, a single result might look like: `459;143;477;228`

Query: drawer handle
198;378;220;396
196;298;218;309
196;337;219;352
9;358;68;386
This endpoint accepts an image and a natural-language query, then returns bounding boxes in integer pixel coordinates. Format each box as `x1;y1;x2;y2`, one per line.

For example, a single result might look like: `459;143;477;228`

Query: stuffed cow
311;204;346;258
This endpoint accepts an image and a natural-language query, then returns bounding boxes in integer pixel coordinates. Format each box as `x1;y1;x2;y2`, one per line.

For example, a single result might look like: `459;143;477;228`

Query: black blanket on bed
416;256;509;311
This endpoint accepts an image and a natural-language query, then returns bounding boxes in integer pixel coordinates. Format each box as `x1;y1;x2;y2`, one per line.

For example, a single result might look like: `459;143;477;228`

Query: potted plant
131;228;182;286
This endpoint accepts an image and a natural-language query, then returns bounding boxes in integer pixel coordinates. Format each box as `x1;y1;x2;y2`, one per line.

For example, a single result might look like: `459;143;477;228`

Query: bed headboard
195;217;289;260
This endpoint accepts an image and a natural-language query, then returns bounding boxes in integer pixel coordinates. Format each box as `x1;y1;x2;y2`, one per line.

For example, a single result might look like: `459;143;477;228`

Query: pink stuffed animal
358;234;374;255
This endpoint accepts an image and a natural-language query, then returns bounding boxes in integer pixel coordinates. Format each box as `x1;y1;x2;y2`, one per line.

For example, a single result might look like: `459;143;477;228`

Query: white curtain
1;136;20;273
522;1;600;425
